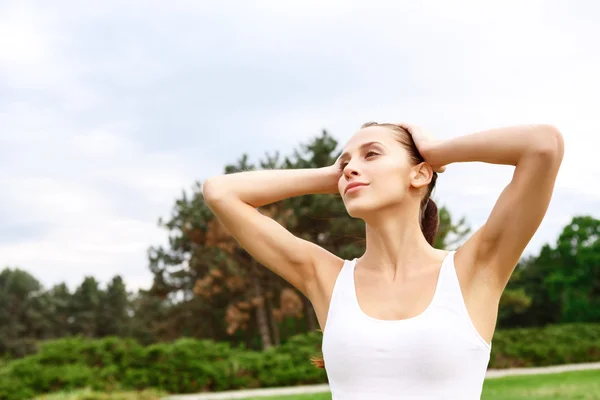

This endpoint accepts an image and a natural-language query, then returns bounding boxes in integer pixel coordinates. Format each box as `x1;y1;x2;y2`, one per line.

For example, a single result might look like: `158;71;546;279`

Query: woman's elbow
202;177;229;205
532;125;565;161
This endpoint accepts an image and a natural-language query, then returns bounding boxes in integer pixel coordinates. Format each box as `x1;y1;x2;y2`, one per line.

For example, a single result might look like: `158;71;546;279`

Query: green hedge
1;324;599;400
489;323;600;367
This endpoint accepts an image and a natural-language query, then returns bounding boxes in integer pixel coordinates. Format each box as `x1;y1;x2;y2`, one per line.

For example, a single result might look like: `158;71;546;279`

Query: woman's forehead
343;126;398;151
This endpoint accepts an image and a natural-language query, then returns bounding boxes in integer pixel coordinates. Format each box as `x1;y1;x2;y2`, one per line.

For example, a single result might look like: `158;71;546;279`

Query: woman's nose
344;163;360;178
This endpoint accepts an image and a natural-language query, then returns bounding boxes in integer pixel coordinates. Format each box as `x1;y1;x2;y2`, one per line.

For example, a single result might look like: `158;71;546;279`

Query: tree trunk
304;296;317;331
252;276;273;349
266;294;281;346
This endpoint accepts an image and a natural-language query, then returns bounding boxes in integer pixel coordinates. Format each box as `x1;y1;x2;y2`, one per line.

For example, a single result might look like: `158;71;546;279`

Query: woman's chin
345;199;376;219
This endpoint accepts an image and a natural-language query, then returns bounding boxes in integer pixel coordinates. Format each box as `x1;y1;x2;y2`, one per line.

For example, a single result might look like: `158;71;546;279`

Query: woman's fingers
396;123;446;173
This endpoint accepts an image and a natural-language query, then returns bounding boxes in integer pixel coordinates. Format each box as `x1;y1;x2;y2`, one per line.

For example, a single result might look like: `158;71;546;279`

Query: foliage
0;268;45;358
498;215;600;329
490;323;600;368
1;324;599;399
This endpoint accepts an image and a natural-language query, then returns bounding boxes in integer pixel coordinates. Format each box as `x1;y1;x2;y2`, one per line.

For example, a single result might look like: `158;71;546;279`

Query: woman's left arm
422;124;565;289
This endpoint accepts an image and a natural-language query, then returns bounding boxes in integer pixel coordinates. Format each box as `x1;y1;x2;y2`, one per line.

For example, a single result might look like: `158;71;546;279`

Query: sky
1;0;599;292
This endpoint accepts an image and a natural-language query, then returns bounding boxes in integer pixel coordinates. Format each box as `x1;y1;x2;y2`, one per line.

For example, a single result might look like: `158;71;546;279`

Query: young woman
203;122;564;399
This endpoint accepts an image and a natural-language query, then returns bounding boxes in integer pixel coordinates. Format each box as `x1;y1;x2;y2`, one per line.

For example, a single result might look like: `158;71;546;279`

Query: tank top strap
333;255;456;312
428;250;458;305
324;258;359;325
431;250;492;349
406;250;445;311
336;258;359;302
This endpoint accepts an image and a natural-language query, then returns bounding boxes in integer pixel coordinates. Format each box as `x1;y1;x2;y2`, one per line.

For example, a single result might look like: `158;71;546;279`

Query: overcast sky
1;1;599;291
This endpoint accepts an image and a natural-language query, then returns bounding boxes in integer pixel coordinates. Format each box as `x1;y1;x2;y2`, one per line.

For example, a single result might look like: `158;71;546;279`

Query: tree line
1;130;598;358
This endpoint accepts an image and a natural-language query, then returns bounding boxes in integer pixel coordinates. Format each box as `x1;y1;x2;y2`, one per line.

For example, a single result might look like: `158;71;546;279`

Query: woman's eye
365;151;379;158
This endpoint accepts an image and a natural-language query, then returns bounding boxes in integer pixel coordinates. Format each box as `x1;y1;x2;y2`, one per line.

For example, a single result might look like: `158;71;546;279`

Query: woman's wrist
420;140;449;172
317;166;342;195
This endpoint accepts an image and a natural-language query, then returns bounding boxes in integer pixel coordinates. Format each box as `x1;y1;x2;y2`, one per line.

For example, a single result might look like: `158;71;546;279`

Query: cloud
1;1;599;291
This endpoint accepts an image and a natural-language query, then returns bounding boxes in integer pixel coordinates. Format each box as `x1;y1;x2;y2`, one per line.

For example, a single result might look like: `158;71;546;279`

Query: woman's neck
360;204;438;280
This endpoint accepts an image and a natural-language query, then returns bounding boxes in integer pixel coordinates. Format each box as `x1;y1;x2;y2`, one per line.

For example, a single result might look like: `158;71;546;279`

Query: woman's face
338;125;418;219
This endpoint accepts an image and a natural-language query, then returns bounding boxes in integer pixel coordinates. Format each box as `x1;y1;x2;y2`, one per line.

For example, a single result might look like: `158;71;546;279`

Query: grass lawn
243;369;600;400
32;388;165;400
481;369;600;399
31;369;600;400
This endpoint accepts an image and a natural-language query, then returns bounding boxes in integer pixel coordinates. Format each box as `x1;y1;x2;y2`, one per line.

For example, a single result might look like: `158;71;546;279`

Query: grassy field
31;369;600;400
32;389;165;400
480;369;600;399
243;369;600;400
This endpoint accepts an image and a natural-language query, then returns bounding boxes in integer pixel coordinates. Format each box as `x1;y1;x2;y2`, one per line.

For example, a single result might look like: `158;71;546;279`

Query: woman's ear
410;162;434;189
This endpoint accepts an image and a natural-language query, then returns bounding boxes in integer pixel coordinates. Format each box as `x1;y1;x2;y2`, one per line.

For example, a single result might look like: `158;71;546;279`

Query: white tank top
322;251;492;399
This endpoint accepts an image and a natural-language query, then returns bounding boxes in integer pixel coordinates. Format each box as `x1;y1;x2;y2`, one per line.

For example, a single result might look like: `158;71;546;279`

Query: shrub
1;323;598;400
490;323;600;368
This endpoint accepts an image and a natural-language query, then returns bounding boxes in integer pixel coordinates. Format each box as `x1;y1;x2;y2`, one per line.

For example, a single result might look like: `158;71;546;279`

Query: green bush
36;336;144;372
0;338;39;359
1;323;598;400
490;323;600;367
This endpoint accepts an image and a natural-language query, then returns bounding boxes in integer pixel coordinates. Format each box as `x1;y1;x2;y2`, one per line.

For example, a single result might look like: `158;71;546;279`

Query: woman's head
337;122;439;245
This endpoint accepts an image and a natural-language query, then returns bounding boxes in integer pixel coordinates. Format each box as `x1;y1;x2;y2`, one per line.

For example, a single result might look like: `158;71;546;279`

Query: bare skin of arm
420;124;565;342
202;166;343;327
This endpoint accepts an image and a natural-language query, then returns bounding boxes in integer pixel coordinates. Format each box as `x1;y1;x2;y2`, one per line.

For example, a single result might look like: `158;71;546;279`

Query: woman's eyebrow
339;141;384;160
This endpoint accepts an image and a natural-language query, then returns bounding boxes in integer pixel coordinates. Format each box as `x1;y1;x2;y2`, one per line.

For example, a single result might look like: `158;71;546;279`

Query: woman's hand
322;164;343;194
397;123;447;173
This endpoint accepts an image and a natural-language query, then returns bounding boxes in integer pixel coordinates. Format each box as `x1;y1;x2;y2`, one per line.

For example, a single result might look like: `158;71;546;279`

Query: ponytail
311;356;325;369
420;198;439;246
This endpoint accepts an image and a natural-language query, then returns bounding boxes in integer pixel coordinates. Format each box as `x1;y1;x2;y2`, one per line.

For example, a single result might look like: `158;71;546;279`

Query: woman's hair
360;122;439;246
311;122;440;369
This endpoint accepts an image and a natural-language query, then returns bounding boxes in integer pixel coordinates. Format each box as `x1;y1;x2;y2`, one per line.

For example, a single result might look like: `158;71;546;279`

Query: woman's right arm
202;166;343;296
